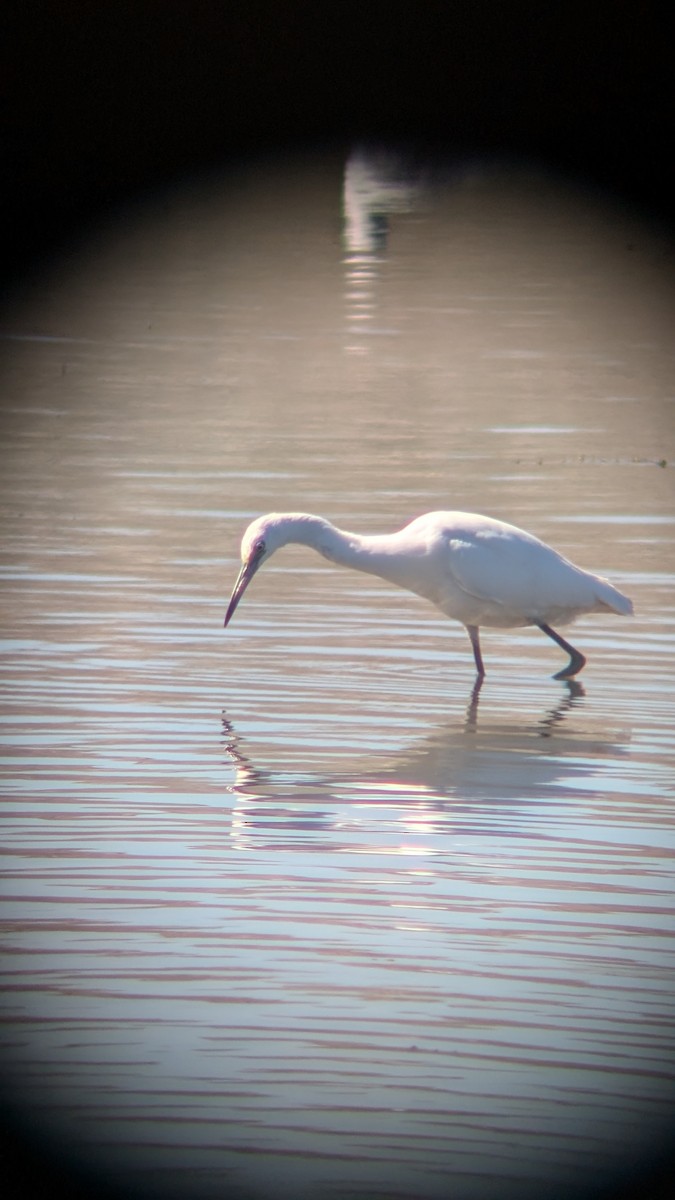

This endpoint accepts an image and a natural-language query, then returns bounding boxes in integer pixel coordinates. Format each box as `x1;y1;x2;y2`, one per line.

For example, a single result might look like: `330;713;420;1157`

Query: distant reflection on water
1;144;674;1200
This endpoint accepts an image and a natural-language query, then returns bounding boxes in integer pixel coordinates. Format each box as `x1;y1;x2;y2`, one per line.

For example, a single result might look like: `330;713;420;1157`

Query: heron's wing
443;526;590;617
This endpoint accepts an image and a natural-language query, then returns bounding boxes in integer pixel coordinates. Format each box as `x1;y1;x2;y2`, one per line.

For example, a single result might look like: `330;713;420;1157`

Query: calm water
1;150;675;1200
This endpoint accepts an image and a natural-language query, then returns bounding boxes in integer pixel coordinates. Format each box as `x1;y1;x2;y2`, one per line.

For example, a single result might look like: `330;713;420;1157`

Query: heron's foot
552;650;586;680
538;623;586;680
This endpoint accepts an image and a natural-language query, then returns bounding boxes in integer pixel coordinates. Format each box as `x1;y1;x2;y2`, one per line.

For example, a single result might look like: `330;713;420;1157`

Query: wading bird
224;511;633;679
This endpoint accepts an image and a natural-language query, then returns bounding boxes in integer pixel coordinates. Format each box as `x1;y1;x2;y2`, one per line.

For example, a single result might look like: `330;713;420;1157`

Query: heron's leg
538;623;587;679
466;625;485;677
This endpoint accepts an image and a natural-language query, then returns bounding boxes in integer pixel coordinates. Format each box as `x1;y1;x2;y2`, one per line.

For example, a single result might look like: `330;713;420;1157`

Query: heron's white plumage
225;510;633;678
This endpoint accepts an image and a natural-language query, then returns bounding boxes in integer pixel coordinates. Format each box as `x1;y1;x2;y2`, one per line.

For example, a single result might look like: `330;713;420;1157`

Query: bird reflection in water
463;675;585;734
538;678;586;736
219;677;614;851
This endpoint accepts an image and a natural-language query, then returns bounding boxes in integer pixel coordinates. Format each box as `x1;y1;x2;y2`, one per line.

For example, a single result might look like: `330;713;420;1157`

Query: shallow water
1;150;674;1200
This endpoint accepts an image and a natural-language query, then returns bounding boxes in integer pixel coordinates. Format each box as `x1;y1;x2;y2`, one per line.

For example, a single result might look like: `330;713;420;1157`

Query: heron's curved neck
282;514;409;587
278;515;360;564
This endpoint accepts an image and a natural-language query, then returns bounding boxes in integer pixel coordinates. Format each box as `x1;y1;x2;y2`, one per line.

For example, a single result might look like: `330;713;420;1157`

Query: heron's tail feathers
595;578;634;616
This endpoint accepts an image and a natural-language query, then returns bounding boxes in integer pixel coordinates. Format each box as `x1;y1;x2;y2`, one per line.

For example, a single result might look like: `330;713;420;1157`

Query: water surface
1;150;674;1200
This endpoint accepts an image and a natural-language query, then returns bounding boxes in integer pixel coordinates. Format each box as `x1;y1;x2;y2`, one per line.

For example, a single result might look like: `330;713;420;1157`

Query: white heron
224;511;633;679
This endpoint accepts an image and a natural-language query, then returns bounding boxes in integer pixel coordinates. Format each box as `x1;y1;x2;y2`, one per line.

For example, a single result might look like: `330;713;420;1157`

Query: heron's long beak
224;556;261;627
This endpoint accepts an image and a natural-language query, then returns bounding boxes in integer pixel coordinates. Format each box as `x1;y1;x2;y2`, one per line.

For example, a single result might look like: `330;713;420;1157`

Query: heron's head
223;514;284;627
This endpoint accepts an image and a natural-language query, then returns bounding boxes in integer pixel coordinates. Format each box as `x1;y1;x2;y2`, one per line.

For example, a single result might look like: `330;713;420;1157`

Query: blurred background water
1;148;674;1200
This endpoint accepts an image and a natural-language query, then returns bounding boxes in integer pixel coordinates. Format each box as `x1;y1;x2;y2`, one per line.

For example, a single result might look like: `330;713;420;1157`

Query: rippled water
1;151;674;1200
